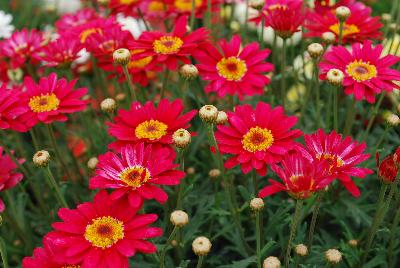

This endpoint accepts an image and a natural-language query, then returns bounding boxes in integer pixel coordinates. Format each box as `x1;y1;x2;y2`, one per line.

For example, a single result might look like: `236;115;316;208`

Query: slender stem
307;193;323;249
159;226;178;268
256;211;262;268
207;0;212;29
29;129;39;151
160;69;170;100
285;200;303;268
122;65;137;102
176;149;185;209
252;169;258;196
343;98;356;136
281;39;287;109
190;0;196;31
387;199;400;267
376;126;390;151
333;85;339;131
313;59;321;129
338;21;344;45
137;8;150;31
44;166;69;208
0;237;9;268
260;17;265;49
362;93;385;141
244;0;249;41
196;255;205;268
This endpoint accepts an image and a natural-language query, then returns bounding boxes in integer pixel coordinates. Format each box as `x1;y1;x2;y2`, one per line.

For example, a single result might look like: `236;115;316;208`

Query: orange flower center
216;56;247;81
62;265;80;268
149;0;164;11
29;93;60;113
153;36;183;54
84;216;124;249
119;166;151;188
242;127;274;152
135;120;168;140
329;23;360;38
346;60;377;82
119;0;138;4
174;0;202;12
80;28;102;43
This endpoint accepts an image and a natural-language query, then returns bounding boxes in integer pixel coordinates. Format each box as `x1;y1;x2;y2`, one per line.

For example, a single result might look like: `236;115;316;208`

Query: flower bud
348;239;358;247
209;168;221;178
326;69;344;86
100;98;117;113
115;93;126;101
325;249;342;264
33;150;50;167
382;13;391;23
172;129;191;149
307;43;324;58
186;167;195;175
192;236;212;256
295;244;308;257
170;210;189;227
230;21;241;33
180;64;199;80
389;23;398;33
113;48;131;65
385;113;400;127
378;155;398;184
393;147;400;169
171;239;178;247
322;32;336;45
249;0;265;10
263;256;281;268
335;6;351;21
87;157;99;170
199;105;218;123
216;111;228;125
250;198;264;211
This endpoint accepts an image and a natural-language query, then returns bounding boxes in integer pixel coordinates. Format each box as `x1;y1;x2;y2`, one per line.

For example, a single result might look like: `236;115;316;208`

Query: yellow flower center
149;0;164;11
174;0;202;12
80;28;102;43
120;0;137;4
84;216;124;249
346;60;377;82
318;153;345;167
329;23;360;38
135;120;168;140
242;127;274;153
29;93;60;113
268;4;286;11
153;36;183;55
128;49;153;69
119;165;151;188
216;56;248;81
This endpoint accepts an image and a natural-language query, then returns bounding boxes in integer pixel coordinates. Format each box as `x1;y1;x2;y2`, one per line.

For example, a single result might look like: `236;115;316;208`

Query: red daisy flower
250;0;302;25
107;99;197;150
194;35;273;99
319;41;400;103
38;34;84;67
109;0;145;16
46;190;162;268
305;4;382;44
0;29;45;68
90;143;185;208
22;240;81;268
258;151;334;199
0;85;32;132
72;17;118;44
23;73;88;125
215;102;302;176
0;147;24;212
55;8;99;33
167;0;220;18
299;129;373;197
378;154;398;184
129;16;209;70
313;0;365;14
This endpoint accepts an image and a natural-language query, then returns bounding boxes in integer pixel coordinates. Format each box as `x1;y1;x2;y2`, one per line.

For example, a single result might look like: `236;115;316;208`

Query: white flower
43;0;82;14
0;11;14;39
117;14;146;39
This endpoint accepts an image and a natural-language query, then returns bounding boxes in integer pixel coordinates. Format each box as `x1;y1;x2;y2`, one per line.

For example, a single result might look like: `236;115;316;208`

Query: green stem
29;129;39;151
260;17;265;49
159;226;178;268
207;0;212;29
376;126;390;151
307;193;323;249
0;237;9;268
252;169;258;196
122;65;137;102
160;70;170;100
313;59;321;129
362;93;385;141
338;21;344;45
343;98;356;136
387;199;400;267
137;8;150;31
44;166;69;208
281;39;287;109
196;255;205;268
190;0;196;31
244;0;249;42
333;85;339;131
176;150;185;209
285;200;303;268
256;211;262;268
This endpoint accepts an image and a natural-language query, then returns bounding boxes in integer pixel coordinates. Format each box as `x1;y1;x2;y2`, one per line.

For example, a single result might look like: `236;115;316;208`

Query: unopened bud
87;157;99;170
322;32;336;44
180;64;198;80
170;210;189;227
326;69;344;86
100;98;117;113
209;168;221;178
192;236;212;256
335;6;351;21
199;105;218;123
250;198;264;211
172;129;191;149
113;48;131;65
307;43;324;58
263;256;281;268
216;111;228;125
33;150;50;167
325;249;342;264
295;244;308;256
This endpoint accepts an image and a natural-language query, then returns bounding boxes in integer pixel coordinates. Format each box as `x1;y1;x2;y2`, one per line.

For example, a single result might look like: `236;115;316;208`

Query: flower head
299;129;373;197
90;143;185;208
107;99;196;150
378;154;398;184
0;147;24;212
320;41;400;103
46;190;162;267
55;8;99;32
194;35;273;99
167;0;221;18
215;103;302;176
258;151;334;199
129;16;209;70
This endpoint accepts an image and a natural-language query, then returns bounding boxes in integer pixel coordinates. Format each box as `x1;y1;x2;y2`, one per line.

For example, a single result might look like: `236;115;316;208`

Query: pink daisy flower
299;129;373;197
46;190;162;268
23;73;88;125
107;99;197;150
0;147;24;212
215;102;302;176
259;151;334;200
129;16;209;70
90;143;185;208
250;0;301;25
0;29;45;68
194;35;273;99
319;41;400;103
55;8;99;33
